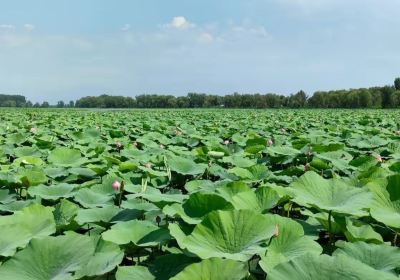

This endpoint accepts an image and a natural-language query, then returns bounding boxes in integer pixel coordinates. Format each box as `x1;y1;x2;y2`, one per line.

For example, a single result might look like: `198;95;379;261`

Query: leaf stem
118;181;125;208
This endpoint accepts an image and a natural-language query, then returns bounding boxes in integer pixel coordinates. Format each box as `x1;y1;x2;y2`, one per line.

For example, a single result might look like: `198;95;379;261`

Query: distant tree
359;89;372;108
33;102;40;108
69;101;75;107
57;101;65;108
381;86;395;108
395;78;400;90
41;101;50;108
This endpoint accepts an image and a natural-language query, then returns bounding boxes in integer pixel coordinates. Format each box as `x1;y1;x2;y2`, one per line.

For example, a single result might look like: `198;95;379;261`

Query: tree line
1;78;400;109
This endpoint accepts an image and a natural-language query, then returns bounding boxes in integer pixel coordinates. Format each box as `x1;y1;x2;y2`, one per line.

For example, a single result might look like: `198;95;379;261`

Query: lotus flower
112;180;121;191
145;162;152;169
30;127;38;134
133;141;138;147
304;163;311;171
160;144;165;149
223;140;230;145
375;155;383;163
396;131;400;136
116;142;122;149
273;224;279;238
267;139;273;146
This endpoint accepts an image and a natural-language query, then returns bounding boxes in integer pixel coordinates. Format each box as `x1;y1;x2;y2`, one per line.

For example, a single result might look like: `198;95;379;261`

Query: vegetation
0;109;399;279
2;78;400;109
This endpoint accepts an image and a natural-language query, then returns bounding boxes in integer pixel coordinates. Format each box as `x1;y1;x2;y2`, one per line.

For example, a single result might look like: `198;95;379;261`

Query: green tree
395;77;400;90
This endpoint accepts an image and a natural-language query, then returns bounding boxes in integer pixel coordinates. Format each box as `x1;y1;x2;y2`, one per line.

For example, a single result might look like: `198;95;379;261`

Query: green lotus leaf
0;232;95;280
74;188;114;208
169;209;275;261
289;171;373;216
163;192;234;224
268;253;399;280
216;182;279;212
74;238;124;278
68;167;97;178
53;199;80;231
222;155;255;168
0;189;15;204
369;175;400;229
334;241;400;273
171;258;248;280
267;146;300;157
102;220;170;246
45;167;69;178
259;214;322;273
27;183;76;200
128;192;187;204
116;266;155;280
48;147;86;167
0;204;56;257
75;205;121;225
347;135;389;149
116;254;196;280
0;200;38;213
18;168;48;187
228;164;269;182
13;156;44;166
167;155;207;175
14;147;41;157
315;151;353;172
344;217;383;243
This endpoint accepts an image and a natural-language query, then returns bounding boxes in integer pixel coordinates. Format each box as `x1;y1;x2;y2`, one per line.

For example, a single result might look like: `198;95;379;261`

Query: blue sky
1;0;400;103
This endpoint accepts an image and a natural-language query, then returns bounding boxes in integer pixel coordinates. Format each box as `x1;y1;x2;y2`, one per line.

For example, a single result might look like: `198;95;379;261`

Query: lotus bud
396;131;400;136
133;141;138;147
160;144;165;149
223;140;230;145
145;162;152;169
116;142;122;148
281;128;286;133
375;155;383;163
273;224;279;238
304;163;311;171
267;139;273;146
112;180;121;191
30;127;38;134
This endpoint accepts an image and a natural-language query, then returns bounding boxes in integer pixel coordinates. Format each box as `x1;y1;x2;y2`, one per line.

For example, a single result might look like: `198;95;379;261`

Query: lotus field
0;109;400;280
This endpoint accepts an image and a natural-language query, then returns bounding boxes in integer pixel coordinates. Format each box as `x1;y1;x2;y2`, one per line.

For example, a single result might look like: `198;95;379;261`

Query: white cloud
23;24;35;32
0;24;15;31
168;16;195;30
121;24;131;32
197;32;213;43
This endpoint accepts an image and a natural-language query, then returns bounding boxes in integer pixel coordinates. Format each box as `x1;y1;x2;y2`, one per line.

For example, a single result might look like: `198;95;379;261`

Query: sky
1;0;400;103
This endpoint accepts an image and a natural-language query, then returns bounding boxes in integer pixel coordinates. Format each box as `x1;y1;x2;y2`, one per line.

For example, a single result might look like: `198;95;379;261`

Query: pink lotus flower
267;139;273;146
223;140;230;145
116;142;122;148
145;163;152;169
30;127;38;134
112;180;121;191
375;155;383;163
